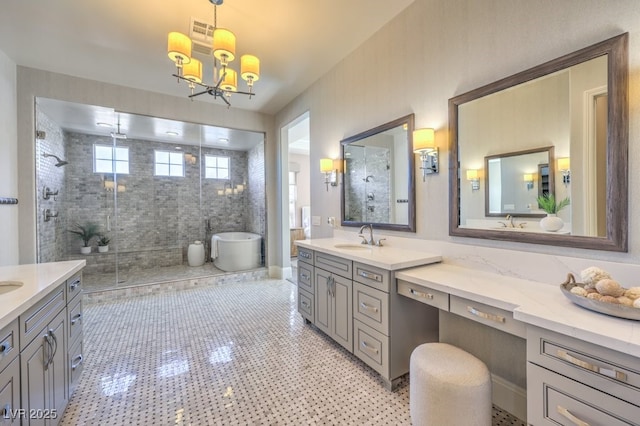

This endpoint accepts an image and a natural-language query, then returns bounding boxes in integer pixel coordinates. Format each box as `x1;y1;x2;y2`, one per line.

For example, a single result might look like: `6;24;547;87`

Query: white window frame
154;150;184;177
94;144;130;174
204;155;230;179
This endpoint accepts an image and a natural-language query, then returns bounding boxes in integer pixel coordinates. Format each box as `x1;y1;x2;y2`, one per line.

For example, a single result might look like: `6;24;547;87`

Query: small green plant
68;222;100;247
97;234;111;247
536;193;570;214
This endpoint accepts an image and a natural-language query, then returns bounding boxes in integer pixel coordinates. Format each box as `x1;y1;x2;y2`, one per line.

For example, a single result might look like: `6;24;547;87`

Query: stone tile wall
344;145;391;223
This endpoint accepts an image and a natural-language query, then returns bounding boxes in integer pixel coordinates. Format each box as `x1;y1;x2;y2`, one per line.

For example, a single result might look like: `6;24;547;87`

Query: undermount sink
0;281;23;295
333;243;371;250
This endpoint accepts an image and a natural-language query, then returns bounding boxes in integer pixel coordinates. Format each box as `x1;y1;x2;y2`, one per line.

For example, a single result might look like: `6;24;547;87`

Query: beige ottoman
410;343;492;426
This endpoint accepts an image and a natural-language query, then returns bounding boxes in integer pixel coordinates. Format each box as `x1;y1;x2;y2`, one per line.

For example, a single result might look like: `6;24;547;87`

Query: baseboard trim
269;266;292;280
491;373;527;422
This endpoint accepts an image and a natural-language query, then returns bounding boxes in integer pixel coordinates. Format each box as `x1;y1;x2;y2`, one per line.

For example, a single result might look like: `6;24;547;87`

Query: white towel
211;236;219;260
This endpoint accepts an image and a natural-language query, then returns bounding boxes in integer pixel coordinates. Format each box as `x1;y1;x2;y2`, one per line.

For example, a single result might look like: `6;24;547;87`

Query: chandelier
167;0;260;107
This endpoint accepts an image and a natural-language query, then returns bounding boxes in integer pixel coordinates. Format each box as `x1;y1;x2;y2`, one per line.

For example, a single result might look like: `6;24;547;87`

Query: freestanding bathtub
211;232;262;272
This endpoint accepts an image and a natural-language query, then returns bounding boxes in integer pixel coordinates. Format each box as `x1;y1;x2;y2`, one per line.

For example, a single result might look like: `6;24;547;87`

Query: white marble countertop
0;260;86;331
295;238;442;270
396;263;640;357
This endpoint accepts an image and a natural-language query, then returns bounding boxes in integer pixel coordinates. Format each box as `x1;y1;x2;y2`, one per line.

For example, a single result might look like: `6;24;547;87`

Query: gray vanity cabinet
527;326;640;425
66;273;84;396
296;249;315;324
0;319;20;424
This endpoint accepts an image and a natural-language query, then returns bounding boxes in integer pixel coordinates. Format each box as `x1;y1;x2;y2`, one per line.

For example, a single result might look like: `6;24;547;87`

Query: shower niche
35;97;267;291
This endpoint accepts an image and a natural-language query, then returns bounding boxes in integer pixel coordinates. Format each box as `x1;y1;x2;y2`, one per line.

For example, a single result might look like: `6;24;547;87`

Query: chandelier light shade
166;0;260;107
240;54;260;84
167;32;192;68
213;28;236;65
183;58;203;83
219;68;237;92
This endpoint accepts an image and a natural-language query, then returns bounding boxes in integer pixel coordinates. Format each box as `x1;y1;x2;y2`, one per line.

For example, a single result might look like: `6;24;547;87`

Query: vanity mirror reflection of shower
35;97;267;292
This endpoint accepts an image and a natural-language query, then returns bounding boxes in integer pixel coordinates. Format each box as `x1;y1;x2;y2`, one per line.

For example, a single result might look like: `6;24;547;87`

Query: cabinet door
314;268;331;336
0;357;20;425
48;311;67;426
332;274;353;352
21;331;48;426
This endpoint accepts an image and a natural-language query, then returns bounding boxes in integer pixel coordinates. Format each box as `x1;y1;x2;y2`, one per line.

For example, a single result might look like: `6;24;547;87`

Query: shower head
42;153;69;167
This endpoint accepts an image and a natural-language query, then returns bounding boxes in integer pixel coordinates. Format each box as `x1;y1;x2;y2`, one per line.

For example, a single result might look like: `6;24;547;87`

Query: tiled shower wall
344;146;391;224
35;115;266;272
36;110;67;263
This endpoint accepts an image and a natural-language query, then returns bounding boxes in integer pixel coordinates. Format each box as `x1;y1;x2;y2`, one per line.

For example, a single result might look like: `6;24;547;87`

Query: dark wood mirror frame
449;33;628;252
341;114;416;232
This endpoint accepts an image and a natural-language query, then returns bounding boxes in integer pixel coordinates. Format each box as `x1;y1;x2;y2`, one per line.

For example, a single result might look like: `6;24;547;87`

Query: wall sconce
557;157;570;185
523;173;534;190
184;153;197;165
413;128;438;181
466;169;480;191
320;158;338;191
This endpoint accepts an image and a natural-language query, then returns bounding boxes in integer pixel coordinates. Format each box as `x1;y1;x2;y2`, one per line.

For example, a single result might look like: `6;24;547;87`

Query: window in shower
204;155;230;179
94;144;129;174
154;150;184;177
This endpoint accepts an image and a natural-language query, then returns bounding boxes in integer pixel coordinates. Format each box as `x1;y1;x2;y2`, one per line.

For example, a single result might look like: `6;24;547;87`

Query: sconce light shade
557;157;570;171
466;169;479;181
413;128;438;180
167;32;192;65
320;158;334;173
413;128;436;152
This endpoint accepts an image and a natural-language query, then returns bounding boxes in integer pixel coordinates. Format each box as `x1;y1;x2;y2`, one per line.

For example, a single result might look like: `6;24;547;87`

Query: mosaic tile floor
62;279;525;425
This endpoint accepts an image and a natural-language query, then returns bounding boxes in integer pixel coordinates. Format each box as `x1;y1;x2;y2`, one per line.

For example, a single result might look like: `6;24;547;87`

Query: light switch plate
311;216;321;226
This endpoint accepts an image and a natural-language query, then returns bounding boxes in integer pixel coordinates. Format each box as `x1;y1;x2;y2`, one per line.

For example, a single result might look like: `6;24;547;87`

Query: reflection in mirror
483;147;554;218
341;114;415;232
449;33;628;251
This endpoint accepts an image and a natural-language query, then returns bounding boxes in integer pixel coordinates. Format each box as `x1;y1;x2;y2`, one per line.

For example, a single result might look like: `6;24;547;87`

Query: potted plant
536;194;570;232
68;222;99;254
97;234;111;253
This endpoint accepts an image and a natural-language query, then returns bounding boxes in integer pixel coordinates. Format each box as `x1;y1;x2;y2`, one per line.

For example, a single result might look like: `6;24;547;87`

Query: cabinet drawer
68;297;83;346
68;338;84;396
450;295;525;338
353;319;389;377
297;247;314;265
397;279;449;311
353;262;390;293
297;289;314;323
527;326;640;404
0;319;19;373
353;282;389;335
297;261;314;294
19;285;66;350
0;356;20;425
528;362;640;425
66;272;82;302
314;252;352;279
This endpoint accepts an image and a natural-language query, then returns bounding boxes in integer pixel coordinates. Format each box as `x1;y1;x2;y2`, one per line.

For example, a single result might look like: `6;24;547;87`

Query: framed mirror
341;114;416;232
449;33;628;251
484;146;554;217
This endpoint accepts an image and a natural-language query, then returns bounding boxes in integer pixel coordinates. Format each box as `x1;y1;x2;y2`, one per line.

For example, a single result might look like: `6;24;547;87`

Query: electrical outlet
327;217;336;227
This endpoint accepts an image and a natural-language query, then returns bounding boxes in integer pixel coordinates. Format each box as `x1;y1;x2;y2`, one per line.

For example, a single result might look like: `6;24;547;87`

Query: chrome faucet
358;224;374;245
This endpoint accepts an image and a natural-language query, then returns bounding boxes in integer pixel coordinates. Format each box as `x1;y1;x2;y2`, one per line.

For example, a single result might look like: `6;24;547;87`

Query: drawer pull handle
72;354;83;370
361;341;379;354
0;339;11;356
410;289;434;300
359;271;382;282
556;349;627;382
466;306;505;323
71;313;82;325
301;301;310;308
300;273;310;280
359;302;379;313
300;252;311;259
557;405;590;426
69;279;81;290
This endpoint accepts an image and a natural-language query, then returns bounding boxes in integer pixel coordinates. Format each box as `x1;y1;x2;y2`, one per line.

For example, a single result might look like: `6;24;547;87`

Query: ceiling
0;0;414;115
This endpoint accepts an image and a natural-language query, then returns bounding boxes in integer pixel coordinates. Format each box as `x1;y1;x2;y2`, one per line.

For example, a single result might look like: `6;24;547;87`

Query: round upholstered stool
410;343;492;426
